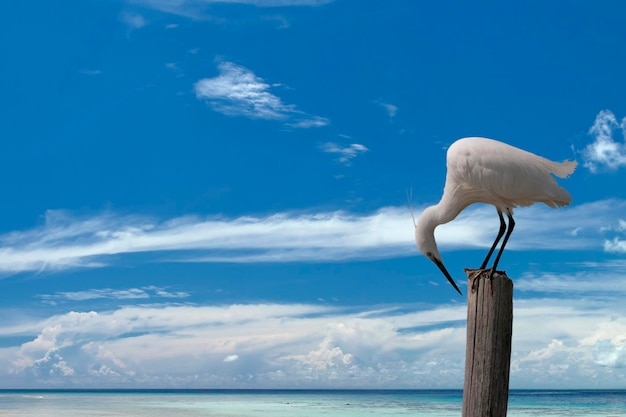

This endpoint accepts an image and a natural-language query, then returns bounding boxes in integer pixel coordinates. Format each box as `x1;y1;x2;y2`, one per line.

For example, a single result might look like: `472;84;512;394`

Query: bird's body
415;137;577;295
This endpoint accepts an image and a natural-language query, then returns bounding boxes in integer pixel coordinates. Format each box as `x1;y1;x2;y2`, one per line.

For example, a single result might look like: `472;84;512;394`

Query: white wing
446;137;577;209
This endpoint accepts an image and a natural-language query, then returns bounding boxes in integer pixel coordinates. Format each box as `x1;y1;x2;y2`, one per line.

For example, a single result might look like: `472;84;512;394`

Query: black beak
433;258;463;296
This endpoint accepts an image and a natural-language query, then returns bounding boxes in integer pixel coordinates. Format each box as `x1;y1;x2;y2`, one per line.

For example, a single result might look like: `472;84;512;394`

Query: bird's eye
426;251;433;257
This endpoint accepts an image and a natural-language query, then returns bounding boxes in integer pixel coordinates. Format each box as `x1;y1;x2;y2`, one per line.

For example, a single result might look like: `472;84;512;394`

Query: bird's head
415;206;463;296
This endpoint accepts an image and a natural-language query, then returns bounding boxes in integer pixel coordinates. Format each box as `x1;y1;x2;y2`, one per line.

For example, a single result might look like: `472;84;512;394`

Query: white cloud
38;287;190;303
78;69;102;76
517;271;626;295
286;116;329;128
194;62;326;127
591;340;626;368
582;109;626;172
280;337;354;378
2;297;626;388
128;0;334;19
218;0;333;4
1;302;470;387
120;11;147;29
195;62;290;119
375;101;398;118
509;297;626;386
604;238;626;253
599;218;626;253
435;199;624;253
320;142;368;165
0;199;624;274
31;348;75;377
52;289;149;301
0;207;414;272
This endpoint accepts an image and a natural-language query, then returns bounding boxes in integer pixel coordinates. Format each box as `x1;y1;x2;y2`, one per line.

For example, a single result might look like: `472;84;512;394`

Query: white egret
415;137;577;295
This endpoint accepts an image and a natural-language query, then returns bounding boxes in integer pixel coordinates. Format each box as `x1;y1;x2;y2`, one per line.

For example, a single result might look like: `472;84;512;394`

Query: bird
414;137;577;295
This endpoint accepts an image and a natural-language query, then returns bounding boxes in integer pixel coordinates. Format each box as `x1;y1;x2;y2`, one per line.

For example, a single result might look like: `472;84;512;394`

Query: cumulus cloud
280;337;355;382
591;340;626;368
194;62;327;127
2;296;626;388
600;219;626;253
581;321;626;368
604;238;626;253
2;303;466;387
32;349;75;377
508;296;626;386
320;142;368;165
582;109;626;172
0;199;623;274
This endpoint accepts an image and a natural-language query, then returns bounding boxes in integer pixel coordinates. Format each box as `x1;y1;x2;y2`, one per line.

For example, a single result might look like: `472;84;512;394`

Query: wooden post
462;269;513;417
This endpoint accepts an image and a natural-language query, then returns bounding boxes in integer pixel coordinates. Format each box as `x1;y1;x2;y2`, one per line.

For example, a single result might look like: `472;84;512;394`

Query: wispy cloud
375;100;398;118
582;109;626;172
0;200;623;274
38;286;190;303
220;0;334;5
286;116;329;128
517;271;626;295
165;62;185;78
320;142;368;165
78;69;102;76
119;11;147;29
128;0;334;19
0;207;413;272
194;62;327;127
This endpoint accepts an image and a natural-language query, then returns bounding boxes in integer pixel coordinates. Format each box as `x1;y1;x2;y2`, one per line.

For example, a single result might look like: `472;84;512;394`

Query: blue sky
1;0;626;389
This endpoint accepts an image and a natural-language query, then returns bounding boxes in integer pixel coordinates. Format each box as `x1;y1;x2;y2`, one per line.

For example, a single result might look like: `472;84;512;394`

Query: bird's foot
465;268;498;296
466;269;484;292
465;268;488;293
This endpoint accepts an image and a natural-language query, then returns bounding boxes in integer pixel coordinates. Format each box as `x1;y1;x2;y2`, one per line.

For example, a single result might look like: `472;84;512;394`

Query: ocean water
0;390;625;417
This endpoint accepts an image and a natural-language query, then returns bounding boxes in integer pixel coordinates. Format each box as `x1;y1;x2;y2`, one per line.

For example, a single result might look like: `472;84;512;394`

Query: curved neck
430;199;462;227
436;184;474;225
415;205;445;258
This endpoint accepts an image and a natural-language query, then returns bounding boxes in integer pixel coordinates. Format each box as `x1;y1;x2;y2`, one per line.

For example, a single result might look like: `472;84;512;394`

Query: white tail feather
551;160;578;178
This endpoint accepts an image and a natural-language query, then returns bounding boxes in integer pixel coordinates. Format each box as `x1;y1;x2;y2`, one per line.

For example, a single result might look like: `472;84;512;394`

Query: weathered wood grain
462;269;513;417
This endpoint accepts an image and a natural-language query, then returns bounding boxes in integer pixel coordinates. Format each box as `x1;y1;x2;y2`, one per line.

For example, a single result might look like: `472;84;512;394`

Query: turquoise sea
0;390;625;416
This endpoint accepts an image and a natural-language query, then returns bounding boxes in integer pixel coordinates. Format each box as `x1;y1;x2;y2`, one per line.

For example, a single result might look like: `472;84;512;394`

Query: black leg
480;209;506;269
490;211;515;273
